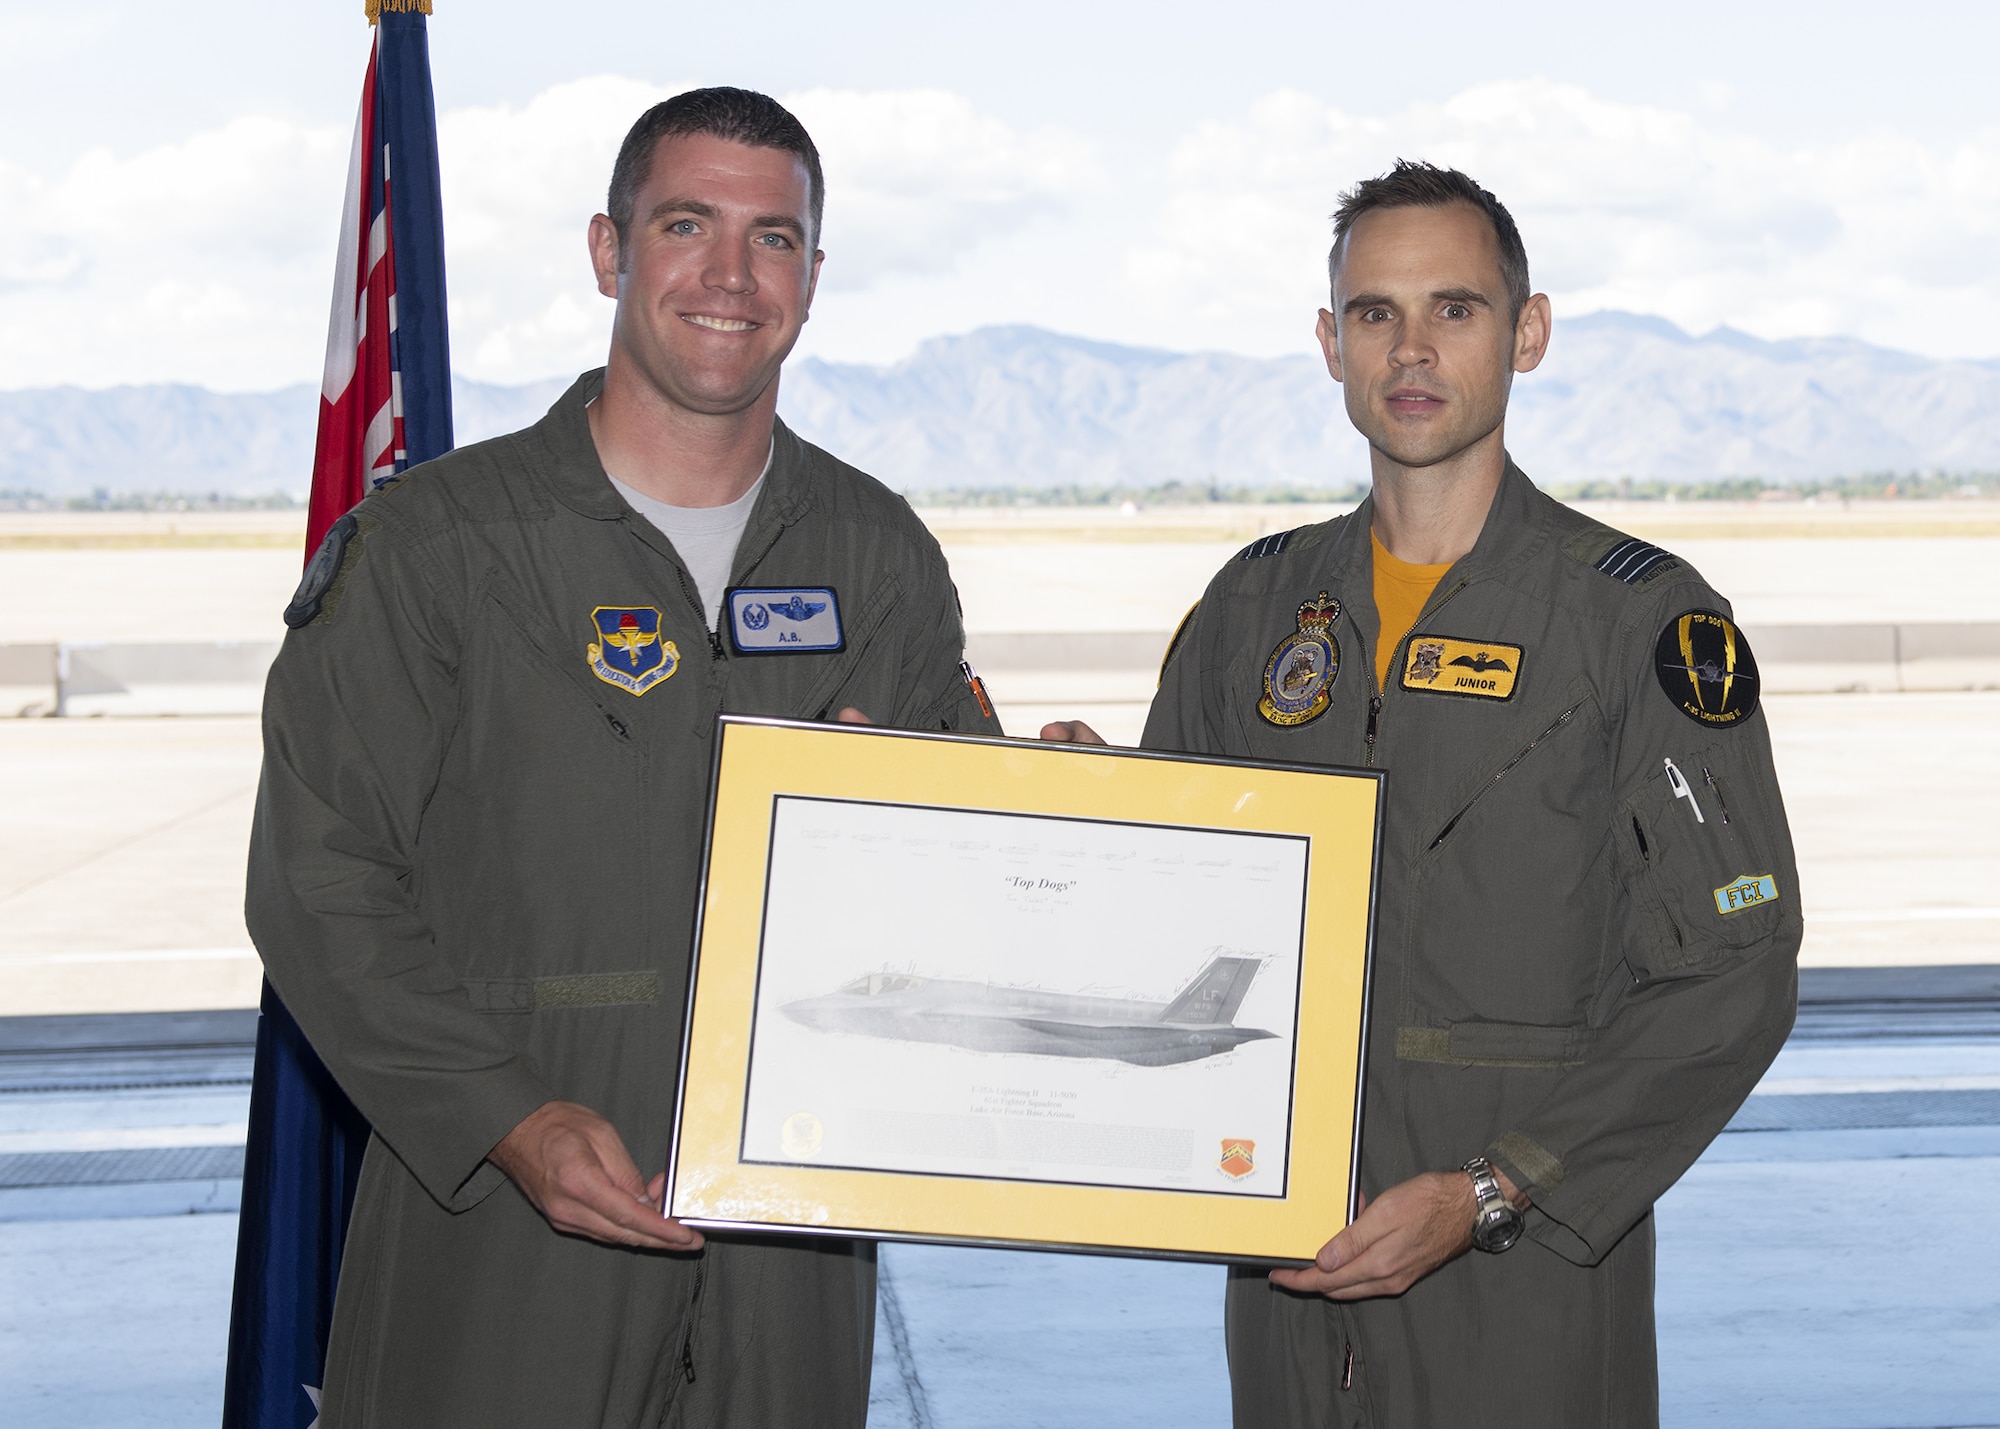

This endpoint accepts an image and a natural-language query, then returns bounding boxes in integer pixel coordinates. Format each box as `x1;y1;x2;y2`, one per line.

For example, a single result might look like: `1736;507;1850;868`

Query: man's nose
704;238;757;294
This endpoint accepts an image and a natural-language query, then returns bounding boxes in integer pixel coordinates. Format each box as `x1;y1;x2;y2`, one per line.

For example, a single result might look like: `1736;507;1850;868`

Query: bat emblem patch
1401;636;1523;700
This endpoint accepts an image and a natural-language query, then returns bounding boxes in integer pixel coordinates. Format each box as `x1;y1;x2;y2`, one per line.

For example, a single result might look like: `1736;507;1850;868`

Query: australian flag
223;6;453;1426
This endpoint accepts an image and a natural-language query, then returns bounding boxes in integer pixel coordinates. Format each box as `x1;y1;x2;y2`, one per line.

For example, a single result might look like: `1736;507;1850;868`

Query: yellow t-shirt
1372;532;1453;689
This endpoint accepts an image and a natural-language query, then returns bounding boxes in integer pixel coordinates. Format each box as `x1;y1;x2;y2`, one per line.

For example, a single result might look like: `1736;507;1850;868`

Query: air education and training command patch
1655;609;1760;727
1401;635;1524;700
1258;593;1341;727
587;606;679;696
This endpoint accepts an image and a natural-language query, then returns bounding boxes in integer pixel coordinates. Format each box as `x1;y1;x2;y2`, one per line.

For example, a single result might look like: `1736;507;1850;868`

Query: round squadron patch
1654;609;1760;727
283;512;357;629
1258;593;1341;727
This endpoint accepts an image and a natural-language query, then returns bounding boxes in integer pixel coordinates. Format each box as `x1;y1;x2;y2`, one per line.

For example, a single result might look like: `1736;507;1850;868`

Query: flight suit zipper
1428;703;1583;849
1354;577;1471;768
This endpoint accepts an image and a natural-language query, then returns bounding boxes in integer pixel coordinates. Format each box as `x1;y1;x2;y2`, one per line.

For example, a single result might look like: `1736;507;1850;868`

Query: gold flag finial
366;0;433;22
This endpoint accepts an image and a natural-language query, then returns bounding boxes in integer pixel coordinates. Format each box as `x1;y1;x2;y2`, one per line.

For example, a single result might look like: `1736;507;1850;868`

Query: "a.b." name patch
1401;635;1523;700
726;587;844;655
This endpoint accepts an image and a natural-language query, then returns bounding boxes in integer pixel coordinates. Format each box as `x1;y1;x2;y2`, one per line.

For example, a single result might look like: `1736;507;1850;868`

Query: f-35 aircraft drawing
780;955;1278;1067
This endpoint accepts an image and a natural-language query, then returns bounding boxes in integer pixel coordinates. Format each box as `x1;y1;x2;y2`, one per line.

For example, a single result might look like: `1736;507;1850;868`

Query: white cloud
0;77;1093;389
0;116;349;389
787;88;1093;290
1128;81;2000;361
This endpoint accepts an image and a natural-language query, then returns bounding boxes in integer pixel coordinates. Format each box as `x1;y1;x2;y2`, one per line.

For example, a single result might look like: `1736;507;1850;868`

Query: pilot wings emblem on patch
587;606;679;695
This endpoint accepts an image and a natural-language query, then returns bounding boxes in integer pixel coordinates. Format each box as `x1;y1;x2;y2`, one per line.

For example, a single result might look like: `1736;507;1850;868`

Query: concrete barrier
2;624;1994;716
0;641;278;717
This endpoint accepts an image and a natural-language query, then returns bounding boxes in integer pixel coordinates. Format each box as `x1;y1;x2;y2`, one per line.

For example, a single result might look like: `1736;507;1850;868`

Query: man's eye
668;219;698;236
1444;304;1470;319
755;233;792;248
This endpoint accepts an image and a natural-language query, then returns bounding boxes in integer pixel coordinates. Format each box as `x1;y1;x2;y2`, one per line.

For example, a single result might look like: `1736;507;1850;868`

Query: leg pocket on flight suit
1621;740;1785;969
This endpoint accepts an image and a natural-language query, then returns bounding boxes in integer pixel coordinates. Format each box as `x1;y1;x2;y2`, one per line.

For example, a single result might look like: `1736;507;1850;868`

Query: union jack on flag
304;2;453;552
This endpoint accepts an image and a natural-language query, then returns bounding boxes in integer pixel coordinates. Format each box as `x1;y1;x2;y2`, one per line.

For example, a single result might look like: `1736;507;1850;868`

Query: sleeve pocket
1621;739;1787;969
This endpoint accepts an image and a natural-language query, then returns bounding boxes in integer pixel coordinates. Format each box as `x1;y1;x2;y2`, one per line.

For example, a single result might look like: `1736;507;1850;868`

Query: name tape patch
1714;873;1779;916
1401;636;1524;700
727;587;844;655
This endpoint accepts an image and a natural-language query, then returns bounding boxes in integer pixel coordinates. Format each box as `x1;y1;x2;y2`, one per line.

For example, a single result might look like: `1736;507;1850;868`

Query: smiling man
1137;162;1804;1424
249;89;997;1428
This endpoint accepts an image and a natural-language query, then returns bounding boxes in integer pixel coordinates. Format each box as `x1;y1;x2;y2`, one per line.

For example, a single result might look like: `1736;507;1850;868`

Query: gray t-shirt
609;447;770;629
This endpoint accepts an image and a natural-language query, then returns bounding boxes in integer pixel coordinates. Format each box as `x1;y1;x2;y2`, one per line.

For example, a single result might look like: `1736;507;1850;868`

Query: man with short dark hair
1116;160;1801;1423
251;87;996;1427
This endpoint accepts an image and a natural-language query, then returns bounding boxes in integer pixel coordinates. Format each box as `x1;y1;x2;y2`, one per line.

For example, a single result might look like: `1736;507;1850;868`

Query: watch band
1462;1155;1525;1254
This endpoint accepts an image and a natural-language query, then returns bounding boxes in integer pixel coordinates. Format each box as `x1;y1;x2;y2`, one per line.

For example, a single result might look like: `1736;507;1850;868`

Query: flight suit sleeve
247;510;557;1213
1485;581;1801;1265
1142;587;1232;754
825;529;1003;737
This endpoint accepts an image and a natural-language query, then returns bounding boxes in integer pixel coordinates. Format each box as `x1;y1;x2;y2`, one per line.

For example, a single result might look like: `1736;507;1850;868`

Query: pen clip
960;660;995;721
1663;757;1705;824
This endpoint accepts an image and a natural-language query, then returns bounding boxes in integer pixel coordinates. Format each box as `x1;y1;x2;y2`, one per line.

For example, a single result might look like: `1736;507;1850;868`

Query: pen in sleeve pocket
1664;757;1705;824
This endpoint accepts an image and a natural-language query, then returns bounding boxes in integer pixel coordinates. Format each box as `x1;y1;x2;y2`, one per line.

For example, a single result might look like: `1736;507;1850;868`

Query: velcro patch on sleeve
283;512;359;629
1714;873;1779;916
1401;636;1523;700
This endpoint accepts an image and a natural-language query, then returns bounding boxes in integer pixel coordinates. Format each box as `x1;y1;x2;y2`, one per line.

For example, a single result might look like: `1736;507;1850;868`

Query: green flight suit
1146;462;1801;1428
247;371;999;1428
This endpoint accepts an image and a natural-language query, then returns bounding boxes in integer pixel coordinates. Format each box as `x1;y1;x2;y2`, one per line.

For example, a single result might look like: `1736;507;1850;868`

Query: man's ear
1512;292;1552;374
588;213;622;300
1317;308;1343;384
803;250;824;320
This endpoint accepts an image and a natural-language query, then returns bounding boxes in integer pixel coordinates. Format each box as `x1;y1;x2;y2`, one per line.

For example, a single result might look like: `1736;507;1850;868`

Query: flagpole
224;5;451;1423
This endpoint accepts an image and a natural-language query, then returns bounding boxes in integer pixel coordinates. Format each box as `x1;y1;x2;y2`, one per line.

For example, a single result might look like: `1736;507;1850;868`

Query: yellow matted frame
667;716;1383;1263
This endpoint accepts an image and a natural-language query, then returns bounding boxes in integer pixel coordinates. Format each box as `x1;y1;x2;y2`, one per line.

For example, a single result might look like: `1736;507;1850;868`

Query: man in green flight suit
249;89;997;1428
1055;162;1801;1425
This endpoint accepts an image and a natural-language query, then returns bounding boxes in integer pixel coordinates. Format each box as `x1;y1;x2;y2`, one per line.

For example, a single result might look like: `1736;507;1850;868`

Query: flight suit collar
1324;455;1552;588
531;367;817;532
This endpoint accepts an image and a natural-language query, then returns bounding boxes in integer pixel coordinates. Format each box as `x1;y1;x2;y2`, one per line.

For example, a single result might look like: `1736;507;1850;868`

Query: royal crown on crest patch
1258;593;1341;727
587;606;679;695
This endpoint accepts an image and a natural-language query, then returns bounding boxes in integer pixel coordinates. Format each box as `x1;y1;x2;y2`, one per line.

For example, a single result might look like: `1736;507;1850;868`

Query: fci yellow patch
1714;873;1779;916
1401;636;1523;700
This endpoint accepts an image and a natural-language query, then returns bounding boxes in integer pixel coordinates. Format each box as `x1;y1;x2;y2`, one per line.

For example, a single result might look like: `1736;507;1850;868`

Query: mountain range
3;312;1996;498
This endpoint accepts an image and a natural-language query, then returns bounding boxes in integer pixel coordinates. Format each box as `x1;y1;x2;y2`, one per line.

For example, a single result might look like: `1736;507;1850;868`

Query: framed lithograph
666;717;1383;1263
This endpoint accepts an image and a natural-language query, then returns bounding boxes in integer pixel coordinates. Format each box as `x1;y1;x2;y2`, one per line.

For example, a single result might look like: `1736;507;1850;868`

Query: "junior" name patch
1400;635;1524;701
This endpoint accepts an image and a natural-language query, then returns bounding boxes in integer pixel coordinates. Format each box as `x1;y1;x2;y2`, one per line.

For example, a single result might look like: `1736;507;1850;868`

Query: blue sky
3;0;1996;389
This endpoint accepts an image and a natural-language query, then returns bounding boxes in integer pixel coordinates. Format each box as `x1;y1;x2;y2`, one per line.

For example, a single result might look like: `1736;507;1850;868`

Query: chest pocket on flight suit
1620;736;1786;971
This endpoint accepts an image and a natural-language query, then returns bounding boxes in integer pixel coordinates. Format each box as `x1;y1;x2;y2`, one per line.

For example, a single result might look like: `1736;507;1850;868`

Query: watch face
1473;1208;1525;1254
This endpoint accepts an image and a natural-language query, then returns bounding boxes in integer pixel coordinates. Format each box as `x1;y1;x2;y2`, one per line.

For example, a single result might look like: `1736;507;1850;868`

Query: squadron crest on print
1258;593;1341;727
587;606;679;695
1219;1138;1257;1180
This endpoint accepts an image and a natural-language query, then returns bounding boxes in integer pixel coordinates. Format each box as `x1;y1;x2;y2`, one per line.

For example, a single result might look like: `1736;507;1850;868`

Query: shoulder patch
284;513;359;629
1159;601;1200;686
1237;527;1301;561
1654;609;1760;727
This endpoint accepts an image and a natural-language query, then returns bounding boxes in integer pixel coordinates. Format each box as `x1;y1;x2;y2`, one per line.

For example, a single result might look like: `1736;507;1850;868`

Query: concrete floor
4;1040;1995;1429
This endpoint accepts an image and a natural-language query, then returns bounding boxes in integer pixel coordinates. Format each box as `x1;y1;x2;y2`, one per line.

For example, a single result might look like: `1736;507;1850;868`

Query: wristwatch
1462;1156;1525;1254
